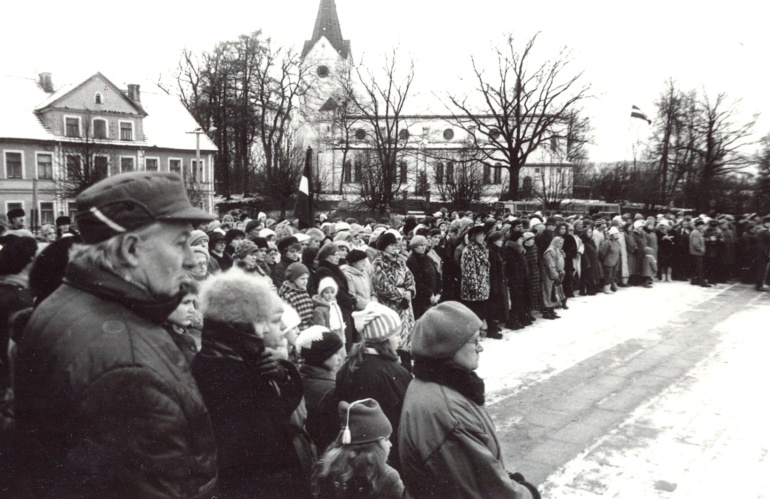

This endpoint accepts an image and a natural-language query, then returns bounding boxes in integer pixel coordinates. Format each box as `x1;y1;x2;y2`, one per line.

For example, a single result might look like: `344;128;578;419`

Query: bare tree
346;51;415;213
446;33;590;200
532;166;572;210
252;131;305;219
754;134;770;213
57;111;113;200
429;143;485;209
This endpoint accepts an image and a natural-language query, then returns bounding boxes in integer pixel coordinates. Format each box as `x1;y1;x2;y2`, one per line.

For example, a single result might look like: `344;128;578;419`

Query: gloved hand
256;350;286;381
399;297;410;310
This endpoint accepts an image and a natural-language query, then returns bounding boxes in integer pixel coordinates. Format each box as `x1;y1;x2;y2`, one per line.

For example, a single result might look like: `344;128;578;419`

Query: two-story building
298;0;574;205
0;72;216;230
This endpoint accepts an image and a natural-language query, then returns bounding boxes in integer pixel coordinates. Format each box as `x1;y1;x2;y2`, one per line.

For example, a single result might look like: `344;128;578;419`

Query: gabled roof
318;97;339;112
302;0;350;59
35;72;146;116
0;74;216;152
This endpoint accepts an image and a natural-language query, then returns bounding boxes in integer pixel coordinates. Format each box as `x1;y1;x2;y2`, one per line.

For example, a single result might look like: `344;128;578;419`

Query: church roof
302;0;350;59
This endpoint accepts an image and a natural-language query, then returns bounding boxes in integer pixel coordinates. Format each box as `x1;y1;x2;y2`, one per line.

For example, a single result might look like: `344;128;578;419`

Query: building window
343;161;352;183
120;157;135;173
169;158;181;174
354;158;362;183
483;164;491;184
37;153;53;179
66;155;81;179
435;162;444;185
119;121;133;141
94;92;103;104
65;117;80;137
93;119;107;139
534;167;541;174
443;128;454;140
489;129;501;141
94;155;109;180
355;129;366;141
145;158;159;171
40;202;54;226
446;161;454;184
493;162;502;184
316;65;329;78
399;129;409;141
4;152;23;179
190;159;204;181
399;161;407;183
522;176;533;197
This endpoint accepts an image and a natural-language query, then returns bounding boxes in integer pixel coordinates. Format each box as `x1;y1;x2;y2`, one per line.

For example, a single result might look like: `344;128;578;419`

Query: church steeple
302;0;350;59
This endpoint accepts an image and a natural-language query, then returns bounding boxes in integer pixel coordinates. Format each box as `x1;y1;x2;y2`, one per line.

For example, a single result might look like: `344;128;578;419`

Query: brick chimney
38;72;54;93
127;84;141;103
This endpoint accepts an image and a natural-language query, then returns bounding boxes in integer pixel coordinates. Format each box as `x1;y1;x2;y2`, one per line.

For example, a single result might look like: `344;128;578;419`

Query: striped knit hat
352;302;402;343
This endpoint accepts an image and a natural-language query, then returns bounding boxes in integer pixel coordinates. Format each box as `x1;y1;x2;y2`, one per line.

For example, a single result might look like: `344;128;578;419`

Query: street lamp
186;127;216;183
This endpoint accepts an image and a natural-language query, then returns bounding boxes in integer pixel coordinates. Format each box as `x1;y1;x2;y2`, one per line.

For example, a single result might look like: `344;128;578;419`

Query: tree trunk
507;166;520;200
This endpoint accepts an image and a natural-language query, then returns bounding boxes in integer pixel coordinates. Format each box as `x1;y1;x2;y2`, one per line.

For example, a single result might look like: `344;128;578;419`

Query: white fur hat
318;276;338;295
199;268;281;325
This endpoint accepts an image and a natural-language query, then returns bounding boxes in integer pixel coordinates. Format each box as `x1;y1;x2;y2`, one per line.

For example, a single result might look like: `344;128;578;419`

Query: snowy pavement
476;282;770;497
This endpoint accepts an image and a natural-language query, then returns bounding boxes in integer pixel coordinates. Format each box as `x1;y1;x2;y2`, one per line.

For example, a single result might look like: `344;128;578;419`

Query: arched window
94;92;103;104
522;176;533;197
446;162;455;184
343;160;352;183
483;165;491;184
436;162;444;185
399;161;408;183
493;162;502;184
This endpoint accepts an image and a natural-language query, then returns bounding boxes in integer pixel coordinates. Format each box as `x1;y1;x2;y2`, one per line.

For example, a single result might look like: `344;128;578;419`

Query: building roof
302;0;350;59
0;74;216;152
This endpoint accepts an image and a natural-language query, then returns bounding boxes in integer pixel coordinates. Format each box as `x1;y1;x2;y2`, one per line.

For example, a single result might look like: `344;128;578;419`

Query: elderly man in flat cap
13;172;217;497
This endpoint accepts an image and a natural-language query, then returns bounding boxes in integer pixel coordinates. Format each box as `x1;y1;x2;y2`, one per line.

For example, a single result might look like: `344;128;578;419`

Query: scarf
198;320;263;363
413;357;486;406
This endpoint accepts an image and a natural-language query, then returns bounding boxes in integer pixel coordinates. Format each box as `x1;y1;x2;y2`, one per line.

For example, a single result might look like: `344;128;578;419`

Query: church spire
302;0;350;59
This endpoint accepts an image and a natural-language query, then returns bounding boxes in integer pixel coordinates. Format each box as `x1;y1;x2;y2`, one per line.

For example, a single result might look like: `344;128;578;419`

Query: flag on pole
294;146;314;229
631;105;651;124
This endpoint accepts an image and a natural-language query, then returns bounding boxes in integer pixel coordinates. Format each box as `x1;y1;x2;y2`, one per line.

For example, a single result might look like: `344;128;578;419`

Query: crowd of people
0;170;768;498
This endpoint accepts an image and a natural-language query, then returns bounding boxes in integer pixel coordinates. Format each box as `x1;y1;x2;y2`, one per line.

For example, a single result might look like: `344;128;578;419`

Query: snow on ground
538;294;770;498
477;282;727;405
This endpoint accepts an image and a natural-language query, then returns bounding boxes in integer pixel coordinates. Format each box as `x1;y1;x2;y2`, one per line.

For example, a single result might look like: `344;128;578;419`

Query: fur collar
413;358;486;406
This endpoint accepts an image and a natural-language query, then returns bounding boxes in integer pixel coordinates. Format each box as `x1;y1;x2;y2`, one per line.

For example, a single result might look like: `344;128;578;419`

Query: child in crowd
642;247;658;288
313;277;346;342
312;399;404;499
279;262;315;331
164;280;202;364
296;325;345;452
281;302;302;364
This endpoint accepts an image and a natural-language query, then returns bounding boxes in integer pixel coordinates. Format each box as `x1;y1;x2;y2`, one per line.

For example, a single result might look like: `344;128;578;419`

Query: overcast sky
2;0;767;163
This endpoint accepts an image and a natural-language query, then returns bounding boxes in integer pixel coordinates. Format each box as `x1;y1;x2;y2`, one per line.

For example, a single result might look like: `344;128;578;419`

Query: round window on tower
443;128;455;140
355;129;367;140
317;65;330;78
399;129;410;141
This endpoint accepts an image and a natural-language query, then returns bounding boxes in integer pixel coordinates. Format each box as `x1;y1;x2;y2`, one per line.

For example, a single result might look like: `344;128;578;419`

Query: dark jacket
0;275;32;392
503;240;530;298
487;244;510;322
406;251;441;318
299;364;338;453
272;254;297;289
192;320;310;498
13;261;217;498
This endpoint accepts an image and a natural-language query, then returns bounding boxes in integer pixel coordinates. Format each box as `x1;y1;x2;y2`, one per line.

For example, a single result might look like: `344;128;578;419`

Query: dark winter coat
657;230;677;268
0;275;32;393
535;229;554;257
279;281;315;331
503;240;530;299
407;250;441;319
631;231;648;274
487;244;510;322
192;321;310;498
625;230;638;276
398;360;533;499
525;243;543;310
644;229;658;260
299;364;338;453
461;241;490;302
580;233;600;286
272;254;298;289
333;352;412;470
210;250;233;272
13;261;217;498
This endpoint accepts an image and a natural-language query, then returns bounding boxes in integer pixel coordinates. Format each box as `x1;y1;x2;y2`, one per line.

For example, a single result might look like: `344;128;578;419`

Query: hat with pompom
295;325;343;367
337;398;392;445
352;302;401;343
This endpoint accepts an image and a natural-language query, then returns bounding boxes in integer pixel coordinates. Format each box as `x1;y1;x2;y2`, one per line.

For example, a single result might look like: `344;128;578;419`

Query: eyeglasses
465;337;481;350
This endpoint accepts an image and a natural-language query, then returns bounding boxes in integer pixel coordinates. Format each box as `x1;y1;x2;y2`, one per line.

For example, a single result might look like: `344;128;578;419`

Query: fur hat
235;240;260;259
199;268;281;325
334;240;351;252
337;398;392;445
245;220;260;233
259;228;276;239
346;249;368;264
467;225;486;240
6;208;25;220
318;276;338;295
334;231;352;243
352;302;402;343
529;218;543;229
376;232;399;251
409;235;428;249
335;221;351;232
633;220;645;230
411;301;482;359
487;231;504;244
608;226;620;235
296;325;343;367
317;243;338;262
55;216;71;227
285;262;310;283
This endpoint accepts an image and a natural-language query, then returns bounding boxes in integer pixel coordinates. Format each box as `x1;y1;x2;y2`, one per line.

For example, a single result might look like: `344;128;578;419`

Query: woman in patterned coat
523;232;543;312
460;226;492;334
371;232;416;365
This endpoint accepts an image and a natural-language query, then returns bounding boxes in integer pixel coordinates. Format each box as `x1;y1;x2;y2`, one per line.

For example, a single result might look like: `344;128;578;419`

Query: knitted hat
281;302;301;331
409;235;428;249
199;268;282;325
296;325;343;367
285;262;310;283
245;220;260;233
277;236;298;253
346;249;368;264
318;276;338;295
251;236;269;249
376;231;399;251
259;228;276;239
235;240;260;259
318;243;338;262
352;302;402;343
192;245;210;263
190;230;209;247
334;231;352;243
334;240;351;252
411;301;482;359
337;399;392;445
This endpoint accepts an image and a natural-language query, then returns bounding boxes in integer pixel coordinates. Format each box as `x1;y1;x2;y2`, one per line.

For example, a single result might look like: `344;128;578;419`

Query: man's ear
119;233;142;267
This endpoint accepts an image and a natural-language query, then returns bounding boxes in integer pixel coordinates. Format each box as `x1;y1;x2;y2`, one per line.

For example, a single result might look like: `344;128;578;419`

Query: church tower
301;0;351;115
